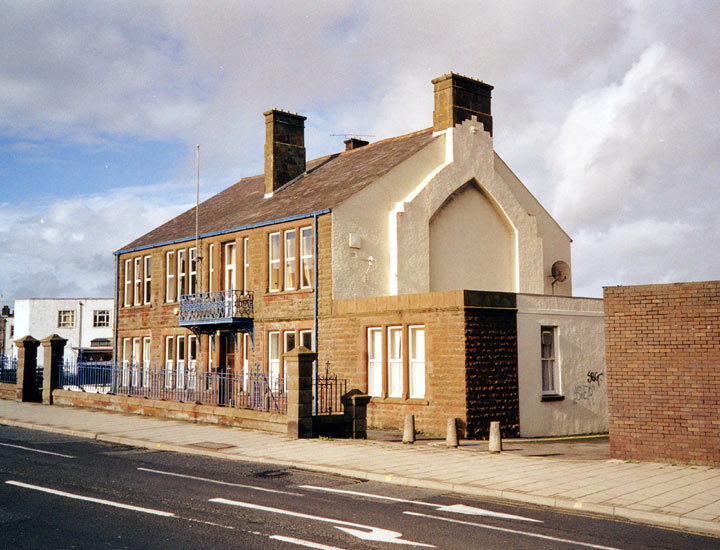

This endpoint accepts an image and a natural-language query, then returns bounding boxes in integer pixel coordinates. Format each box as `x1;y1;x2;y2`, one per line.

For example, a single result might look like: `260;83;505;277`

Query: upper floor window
133;257;142;306
123;259;132;307
300;226;313;289
58;310;75;328
223;242;236;291
189;247;197;294
93;310;110;327
284;230;296;290
177;249;187;299
166;251;175;302
143;255;151;304
269;232;280;292
208;243;215;292
243;237;250;292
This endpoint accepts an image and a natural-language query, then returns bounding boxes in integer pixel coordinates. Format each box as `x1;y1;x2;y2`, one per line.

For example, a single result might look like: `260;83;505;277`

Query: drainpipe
313;212;319;415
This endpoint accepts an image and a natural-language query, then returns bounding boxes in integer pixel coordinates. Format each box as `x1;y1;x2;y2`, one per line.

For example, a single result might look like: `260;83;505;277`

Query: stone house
115;73;606;438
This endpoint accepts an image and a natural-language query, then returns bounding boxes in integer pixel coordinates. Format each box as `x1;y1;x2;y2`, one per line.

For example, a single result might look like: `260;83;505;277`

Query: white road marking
138;467;302;495
211;498;435;547
6;480;176;517
298;485;541;522
0;442;75;459
404;511;625;550
270;535;350;549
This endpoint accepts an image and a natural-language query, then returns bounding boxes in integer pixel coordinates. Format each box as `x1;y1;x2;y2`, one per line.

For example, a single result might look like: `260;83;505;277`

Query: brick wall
604;281;720;466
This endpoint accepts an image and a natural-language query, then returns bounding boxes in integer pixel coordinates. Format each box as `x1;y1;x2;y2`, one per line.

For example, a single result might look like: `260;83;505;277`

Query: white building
12;298;114;363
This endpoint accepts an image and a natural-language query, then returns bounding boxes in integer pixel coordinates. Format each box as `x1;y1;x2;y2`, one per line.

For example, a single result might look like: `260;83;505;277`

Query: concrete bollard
488;421;502;453
446;417;459;448
402;414;415;444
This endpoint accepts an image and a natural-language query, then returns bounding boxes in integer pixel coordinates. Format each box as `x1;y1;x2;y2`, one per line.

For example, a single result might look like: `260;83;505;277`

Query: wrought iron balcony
178;290;253;333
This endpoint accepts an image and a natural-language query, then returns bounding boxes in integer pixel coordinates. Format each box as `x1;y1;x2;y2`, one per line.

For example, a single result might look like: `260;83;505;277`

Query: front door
218;332;236;405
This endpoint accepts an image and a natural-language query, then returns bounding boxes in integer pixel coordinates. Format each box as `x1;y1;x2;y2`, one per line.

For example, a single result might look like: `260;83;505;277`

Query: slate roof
119;128;437;253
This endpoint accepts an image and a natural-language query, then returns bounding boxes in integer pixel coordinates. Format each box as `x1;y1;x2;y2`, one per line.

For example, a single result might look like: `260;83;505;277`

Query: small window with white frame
223;242;236;291
189;247;197;294
541;326;560;395
387;326;403;397
269;232;280;292
93;310;110;327
367;327;382;397
284;229;296;290
208;243;216;292
124;259;132;307
166;251;175;302
143;255;151;304
300;226;313;289
58;310;75;328
409;325;425;399
299;329;313;351
165;336;174;388
268;331;280;386
177;249;186;299
134;257;142;306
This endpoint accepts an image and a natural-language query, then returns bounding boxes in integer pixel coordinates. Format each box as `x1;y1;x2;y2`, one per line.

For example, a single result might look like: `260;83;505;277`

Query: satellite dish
551;261;570;283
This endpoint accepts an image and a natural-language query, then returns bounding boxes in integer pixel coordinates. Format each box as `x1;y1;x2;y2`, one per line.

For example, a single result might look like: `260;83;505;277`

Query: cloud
0;0;719;304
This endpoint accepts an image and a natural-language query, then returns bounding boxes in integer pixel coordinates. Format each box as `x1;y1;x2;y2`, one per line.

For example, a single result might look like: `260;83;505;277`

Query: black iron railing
179;290;253;324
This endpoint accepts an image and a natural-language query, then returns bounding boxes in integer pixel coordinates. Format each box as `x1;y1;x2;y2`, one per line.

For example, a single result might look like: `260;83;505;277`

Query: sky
1;0;718;305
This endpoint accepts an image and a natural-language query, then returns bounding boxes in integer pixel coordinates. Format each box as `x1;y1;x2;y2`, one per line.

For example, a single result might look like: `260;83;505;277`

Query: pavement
1;400;719;537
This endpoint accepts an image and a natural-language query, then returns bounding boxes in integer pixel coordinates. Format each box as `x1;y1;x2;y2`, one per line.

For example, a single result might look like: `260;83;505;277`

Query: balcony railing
179;290;253;328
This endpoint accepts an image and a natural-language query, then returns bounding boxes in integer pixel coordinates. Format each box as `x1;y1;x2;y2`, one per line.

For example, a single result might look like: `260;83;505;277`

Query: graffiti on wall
573;371;605;404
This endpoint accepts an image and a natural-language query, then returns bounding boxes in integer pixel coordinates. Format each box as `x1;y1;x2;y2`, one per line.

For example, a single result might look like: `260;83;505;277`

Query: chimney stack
1;305;10;317
344;137;369;151
264;109;307;196
432;73;494;135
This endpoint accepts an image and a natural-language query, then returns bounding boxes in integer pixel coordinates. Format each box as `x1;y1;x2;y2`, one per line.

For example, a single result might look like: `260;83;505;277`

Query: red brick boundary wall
604;281;720;466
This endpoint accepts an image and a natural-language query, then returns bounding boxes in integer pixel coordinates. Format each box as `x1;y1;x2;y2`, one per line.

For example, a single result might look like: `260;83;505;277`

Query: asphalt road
0;425;717;550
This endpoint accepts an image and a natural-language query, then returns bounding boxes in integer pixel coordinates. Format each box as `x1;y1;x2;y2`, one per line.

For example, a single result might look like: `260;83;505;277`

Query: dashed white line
270;536;350;549
0;442;75;458
404;511;624;550
6;480;175;517
138;467;302;495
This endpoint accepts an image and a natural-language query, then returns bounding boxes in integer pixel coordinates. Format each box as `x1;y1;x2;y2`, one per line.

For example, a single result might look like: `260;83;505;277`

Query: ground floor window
541;326;560;395
366;324;425;399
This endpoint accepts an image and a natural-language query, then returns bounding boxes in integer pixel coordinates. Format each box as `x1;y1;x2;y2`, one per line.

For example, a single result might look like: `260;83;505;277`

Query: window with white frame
300;226;313;289
189;247;197;294
142;336;151;387
93;310;110;327
243;237;250;292
283;331;295;380
58;310;75;328
387;327;403;397
165;336;174;388
166;251;175;302
177;249;186;299
299;329;313;351
143;255;151;304
242;332;250;391
122;338;131;386
124;259;132;307
409;326;425;398
269;232;280;292
134;257;142;306
367;327;383;397
176;335;186;389
223;242;236;291
188;335;197;391
268;331;280;385
541;326;559;395
284;230;296;290
131;337;140;386
208;243;215;292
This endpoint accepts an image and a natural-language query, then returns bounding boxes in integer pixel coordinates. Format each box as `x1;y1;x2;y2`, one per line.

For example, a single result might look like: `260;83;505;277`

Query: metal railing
315;363;347;415
0;356;17;384
59;361;285;413
179;290;253;323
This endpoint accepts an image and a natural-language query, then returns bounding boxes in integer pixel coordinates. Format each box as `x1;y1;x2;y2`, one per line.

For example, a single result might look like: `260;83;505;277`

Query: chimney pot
264;109;307;195
432;73;494;135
